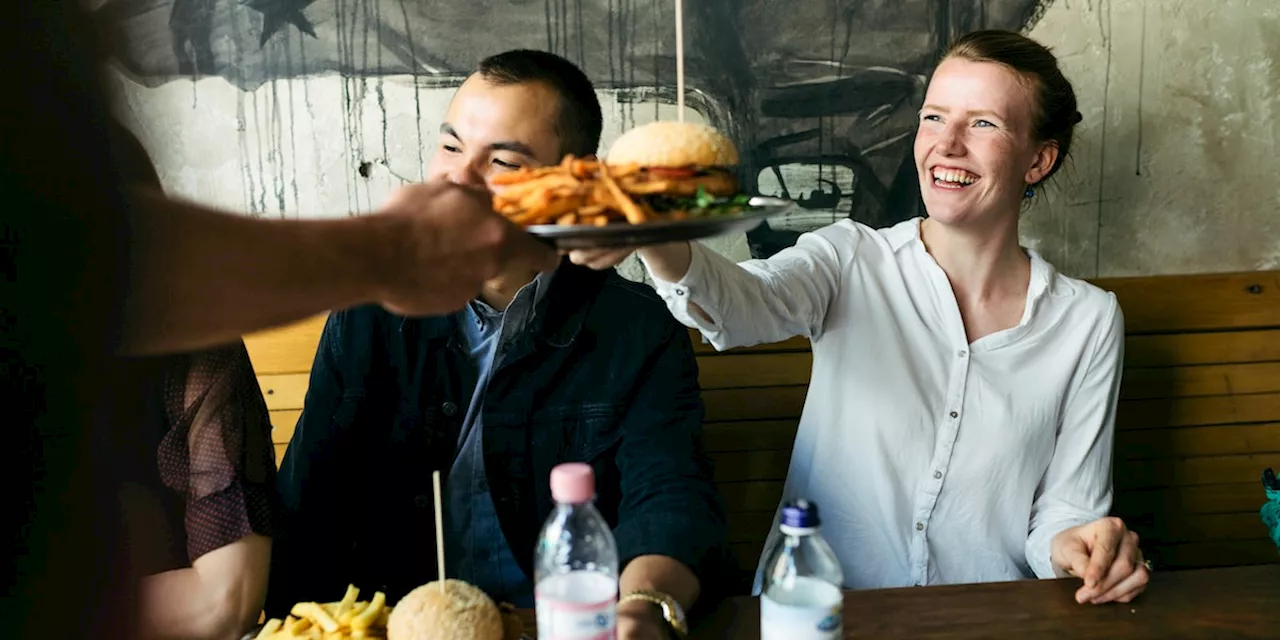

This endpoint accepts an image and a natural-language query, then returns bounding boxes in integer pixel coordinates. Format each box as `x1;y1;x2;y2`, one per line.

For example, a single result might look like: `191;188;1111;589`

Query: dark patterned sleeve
156;341;280;563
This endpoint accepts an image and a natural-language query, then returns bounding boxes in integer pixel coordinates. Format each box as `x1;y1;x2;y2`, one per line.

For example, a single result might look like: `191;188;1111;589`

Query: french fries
492;156;688;227
256;584;392;640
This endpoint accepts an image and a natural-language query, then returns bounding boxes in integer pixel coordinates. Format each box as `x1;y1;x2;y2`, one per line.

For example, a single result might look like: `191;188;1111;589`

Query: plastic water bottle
759;500;845;640
535;463;619;639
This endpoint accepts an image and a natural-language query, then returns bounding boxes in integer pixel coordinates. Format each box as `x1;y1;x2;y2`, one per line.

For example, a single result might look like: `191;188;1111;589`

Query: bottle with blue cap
759;499;844;639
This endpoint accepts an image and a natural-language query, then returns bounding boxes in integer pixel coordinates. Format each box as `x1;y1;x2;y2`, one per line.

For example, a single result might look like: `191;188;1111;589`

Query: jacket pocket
528;402;624;462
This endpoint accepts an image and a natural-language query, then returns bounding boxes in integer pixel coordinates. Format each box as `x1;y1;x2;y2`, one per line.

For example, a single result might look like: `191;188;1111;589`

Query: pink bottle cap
549;463;595;504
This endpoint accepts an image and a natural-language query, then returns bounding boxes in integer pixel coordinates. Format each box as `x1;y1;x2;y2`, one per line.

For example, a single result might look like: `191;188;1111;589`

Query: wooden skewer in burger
384;471;523;640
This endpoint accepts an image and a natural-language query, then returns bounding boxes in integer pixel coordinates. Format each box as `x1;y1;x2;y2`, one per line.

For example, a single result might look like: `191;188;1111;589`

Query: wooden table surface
517;564;1279;638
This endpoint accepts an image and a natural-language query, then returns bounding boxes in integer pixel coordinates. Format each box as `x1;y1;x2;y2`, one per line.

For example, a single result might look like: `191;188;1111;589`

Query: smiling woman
570;28;1154;607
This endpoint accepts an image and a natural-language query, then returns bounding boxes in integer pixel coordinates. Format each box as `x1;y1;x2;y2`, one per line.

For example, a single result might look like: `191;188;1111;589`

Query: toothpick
433;470;445;593
675;0;685;122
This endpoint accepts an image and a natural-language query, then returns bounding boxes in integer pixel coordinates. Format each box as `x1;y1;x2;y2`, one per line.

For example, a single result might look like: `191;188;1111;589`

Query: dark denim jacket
267;265;730;615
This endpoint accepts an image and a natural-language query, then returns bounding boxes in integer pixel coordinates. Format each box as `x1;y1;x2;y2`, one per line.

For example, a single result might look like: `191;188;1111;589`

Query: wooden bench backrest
245;271;1280;575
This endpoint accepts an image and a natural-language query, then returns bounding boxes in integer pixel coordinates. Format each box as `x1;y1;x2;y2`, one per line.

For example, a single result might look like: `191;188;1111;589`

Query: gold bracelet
619;590;688;638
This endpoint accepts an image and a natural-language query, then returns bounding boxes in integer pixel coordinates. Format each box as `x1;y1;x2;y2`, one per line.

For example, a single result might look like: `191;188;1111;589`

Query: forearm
120;189;397;356
1027;513;1097;579
636;242;693;283
644;240;837;349
137;567;262;640
620;554;701;613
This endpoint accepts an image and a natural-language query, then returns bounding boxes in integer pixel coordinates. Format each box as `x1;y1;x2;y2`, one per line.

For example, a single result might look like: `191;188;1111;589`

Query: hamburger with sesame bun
387;579;524;640
604;120;750;218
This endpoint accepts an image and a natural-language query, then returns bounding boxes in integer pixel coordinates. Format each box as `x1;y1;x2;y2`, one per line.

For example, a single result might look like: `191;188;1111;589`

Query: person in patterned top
108;122;279;640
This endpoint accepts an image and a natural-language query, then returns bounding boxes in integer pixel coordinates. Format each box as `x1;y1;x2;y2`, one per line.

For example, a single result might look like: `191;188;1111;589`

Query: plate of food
491;120;796;250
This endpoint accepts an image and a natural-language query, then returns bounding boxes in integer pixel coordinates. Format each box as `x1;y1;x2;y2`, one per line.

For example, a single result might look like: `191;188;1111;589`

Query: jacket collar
400;258;608;347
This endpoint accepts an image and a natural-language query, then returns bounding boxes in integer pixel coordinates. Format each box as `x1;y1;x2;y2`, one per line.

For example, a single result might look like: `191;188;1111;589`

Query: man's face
427;74;565;188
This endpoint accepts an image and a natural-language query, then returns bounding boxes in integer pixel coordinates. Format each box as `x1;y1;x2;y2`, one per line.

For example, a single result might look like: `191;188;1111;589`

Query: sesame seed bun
387;580;504;640
605;121;739;168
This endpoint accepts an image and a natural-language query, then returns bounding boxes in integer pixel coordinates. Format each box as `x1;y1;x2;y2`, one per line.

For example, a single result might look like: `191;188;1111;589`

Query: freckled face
913;57;1057;226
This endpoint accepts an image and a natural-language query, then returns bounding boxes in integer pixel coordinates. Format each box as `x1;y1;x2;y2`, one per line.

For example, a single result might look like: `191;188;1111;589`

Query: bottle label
535;597;615;639
536;572;617;640
760;591;843;640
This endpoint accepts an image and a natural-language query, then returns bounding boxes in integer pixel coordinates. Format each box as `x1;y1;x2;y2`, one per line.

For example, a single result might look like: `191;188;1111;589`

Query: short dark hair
943;30;1082;183
477;50;602;158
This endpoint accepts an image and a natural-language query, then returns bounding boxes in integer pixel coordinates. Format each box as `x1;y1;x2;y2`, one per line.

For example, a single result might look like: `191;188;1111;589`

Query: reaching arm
1025;296;1126;578
138;534;271;640
635;225;853;351
120;188;397;356
119;183;557;356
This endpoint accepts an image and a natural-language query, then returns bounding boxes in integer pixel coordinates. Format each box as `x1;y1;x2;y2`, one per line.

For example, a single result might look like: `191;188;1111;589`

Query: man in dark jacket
268;50;728;639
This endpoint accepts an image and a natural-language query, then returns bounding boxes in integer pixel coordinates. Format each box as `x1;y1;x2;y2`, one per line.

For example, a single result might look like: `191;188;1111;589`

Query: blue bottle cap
781;499;821;529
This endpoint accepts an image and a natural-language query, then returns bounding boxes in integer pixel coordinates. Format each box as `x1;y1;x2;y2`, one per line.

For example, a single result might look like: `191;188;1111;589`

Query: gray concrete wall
101;0;1279;278
1021;0;1280;277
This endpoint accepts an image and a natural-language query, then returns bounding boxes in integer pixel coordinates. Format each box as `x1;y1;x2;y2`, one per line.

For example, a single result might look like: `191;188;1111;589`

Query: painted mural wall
93;0;1280;277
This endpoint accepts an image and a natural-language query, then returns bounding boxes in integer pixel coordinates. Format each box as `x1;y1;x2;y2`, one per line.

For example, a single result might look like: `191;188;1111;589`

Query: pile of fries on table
254;584;389;639
491;155;689;227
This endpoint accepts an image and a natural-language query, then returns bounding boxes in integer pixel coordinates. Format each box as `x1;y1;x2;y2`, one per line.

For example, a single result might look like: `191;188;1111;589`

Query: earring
1024;186;1035;198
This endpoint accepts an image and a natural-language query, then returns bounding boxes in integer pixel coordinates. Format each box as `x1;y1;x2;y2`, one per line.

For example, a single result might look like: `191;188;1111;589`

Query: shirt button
441;401;459;417
674;288;685;296
916;522;925;531
958;349;967;358
933;471;943;480
949;411;959;419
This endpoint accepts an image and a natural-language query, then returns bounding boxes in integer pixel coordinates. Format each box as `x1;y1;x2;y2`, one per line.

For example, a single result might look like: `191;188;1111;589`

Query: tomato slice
648;167;697;179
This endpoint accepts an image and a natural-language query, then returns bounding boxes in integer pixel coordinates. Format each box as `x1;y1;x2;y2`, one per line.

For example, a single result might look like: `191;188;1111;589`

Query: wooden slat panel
274;443;288;466
242;283;1280;370
1129;512;1271;544
1120;362;1280;400
1148;539;1278;569
1114;483;1266;517
711;450;792;483
271;409;301;444
729;541;766;572
698;353;812;389
1096;271;1280;334
243;314;327;375
703;421;799;453
258;373;310;411
1117;393;1280;430
703;387;807;422
1126;330;1280;368
1115;454;1279;490
717;480;784;513
727;511;777;544
1116;424;1280;459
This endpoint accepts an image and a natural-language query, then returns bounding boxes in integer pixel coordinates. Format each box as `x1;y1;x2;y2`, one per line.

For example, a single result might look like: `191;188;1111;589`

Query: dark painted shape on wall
93;0;1057;255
